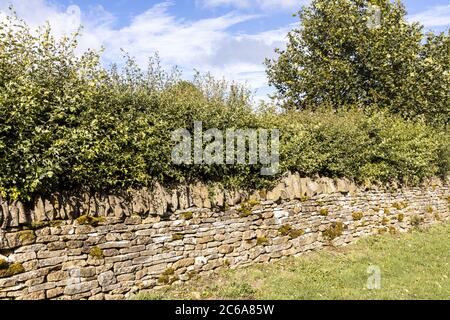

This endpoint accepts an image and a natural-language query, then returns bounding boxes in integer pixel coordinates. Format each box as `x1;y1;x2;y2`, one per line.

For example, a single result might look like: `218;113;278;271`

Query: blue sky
1;0;449;101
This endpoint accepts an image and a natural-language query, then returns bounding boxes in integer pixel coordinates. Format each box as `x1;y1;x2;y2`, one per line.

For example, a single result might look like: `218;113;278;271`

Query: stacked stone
0;174;449;300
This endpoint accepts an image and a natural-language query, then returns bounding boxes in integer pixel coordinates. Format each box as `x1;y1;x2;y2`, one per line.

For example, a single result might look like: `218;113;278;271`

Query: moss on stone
397;213;405;222
0;262;25;278
256;237;269;246
382;217;390;225
393;202;408;210
49;220;65;227
290;229;305;239
278;225;293;236
158;274;170;284
76;215;106;226
0;258;9;269
319;208;329;216
181;212;193;220
29;221;50;230
278;225;304;239
172;233;184;241
426;206;434;214
158;268;176;284
323;222;344;241
300;195;310;202
89;246;104;259
238;200;261;218
389;226;398;235
384;208;391;215
18;230;36;245
352;211;363;221
411;215;424;227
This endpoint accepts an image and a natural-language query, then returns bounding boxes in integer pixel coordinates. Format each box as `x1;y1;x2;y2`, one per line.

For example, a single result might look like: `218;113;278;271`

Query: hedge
0;15;448;201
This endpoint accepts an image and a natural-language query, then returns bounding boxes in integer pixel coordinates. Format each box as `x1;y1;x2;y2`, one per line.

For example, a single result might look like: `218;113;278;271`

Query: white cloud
408;5;450;28
0;0;292;102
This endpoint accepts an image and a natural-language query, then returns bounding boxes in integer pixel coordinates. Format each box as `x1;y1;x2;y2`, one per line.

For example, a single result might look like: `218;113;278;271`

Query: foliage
266;0;449;126
0;13;448;201
276;109;449;185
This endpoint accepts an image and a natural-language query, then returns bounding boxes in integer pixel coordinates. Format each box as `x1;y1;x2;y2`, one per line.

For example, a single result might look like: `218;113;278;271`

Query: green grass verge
135;223;450;300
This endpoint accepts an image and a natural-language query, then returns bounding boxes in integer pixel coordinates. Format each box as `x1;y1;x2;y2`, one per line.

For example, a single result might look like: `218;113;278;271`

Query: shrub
0;13;448;202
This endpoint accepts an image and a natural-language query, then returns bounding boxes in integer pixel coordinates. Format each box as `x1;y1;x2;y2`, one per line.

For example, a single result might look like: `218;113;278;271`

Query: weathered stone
39;256;65;268
47;271;68;282
218;245;234;254
173;258;195;270
125;215;142;225
98;241;131;249
0;178;448;301
64;280;98;295
98;271;116;287
197;236;214;244
46;287;64;299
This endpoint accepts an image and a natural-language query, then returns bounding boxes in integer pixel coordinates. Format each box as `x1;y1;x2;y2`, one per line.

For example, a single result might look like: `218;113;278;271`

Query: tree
266;0;449;126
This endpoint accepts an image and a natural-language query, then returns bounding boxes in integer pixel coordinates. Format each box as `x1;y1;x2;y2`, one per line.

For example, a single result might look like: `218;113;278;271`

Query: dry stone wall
0;173;449;300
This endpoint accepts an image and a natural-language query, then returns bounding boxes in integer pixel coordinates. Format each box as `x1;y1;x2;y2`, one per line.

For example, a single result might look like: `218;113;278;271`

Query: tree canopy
266;0;449;126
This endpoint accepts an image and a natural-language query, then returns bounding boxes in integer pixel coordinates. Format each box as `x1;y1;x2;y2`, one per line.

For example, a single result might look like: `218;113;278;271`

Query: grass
135;223;450;300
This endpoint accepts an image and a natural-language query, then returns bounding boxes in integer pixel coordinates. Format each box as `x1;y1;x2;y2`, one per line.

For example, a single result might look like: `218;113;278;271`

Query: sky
0;0;449;101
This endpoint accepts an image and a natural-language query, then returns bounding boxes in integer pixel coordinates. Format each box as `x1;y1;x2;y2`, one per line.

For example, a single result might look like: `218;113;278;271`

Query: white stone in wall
273;209;289;224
